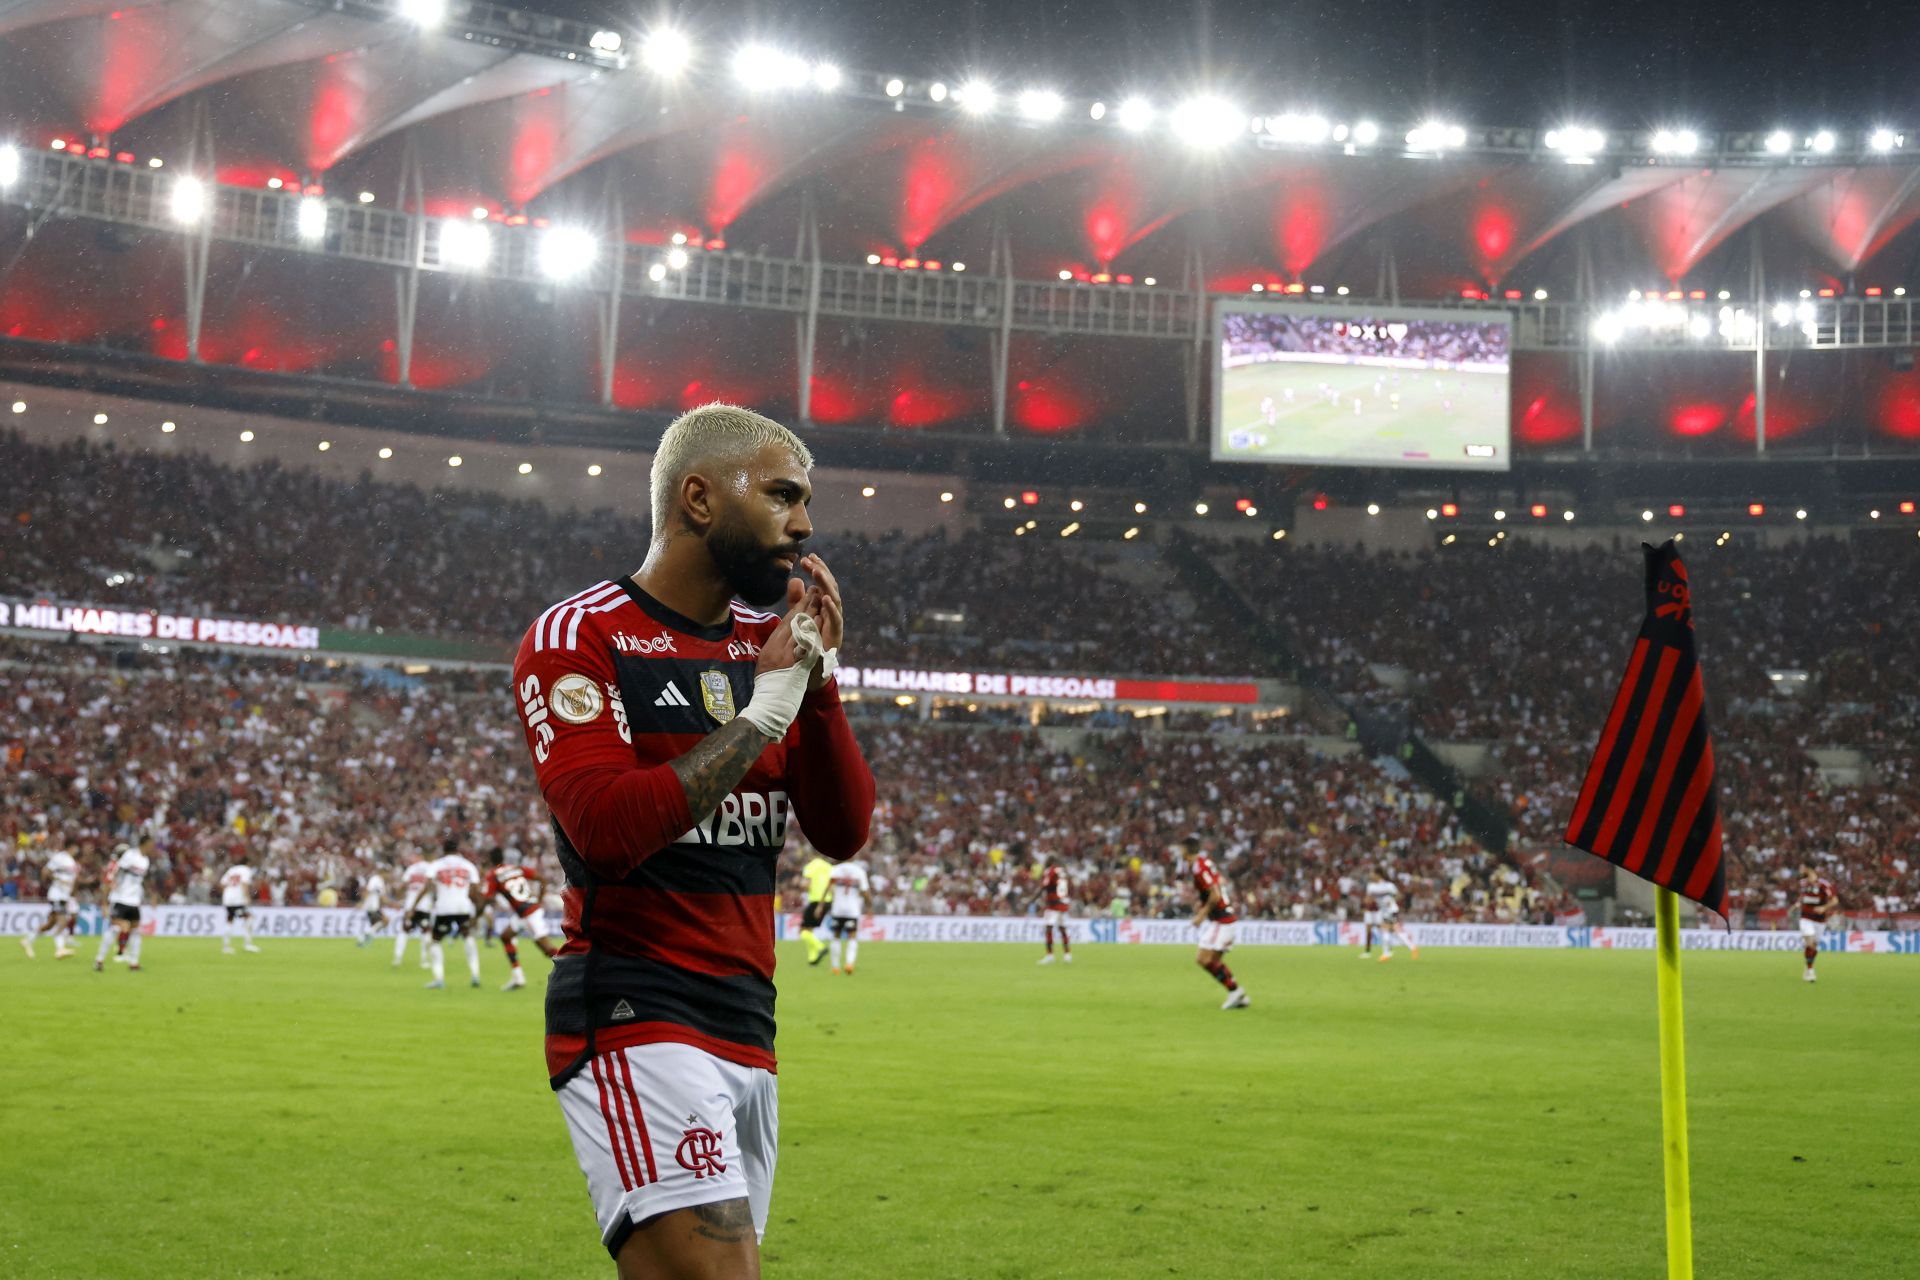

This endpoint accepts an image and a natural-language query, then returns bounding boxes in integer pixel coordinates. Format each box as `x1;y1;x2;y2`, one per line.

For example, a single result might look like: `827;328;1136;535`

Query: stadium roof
5;0;1920;460
6;0;1920;287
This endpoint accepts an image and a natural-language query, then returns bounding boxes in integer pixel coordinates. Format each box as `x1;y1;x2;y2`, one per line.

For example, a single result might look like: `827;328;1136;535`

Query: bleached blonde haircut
649;403;814;538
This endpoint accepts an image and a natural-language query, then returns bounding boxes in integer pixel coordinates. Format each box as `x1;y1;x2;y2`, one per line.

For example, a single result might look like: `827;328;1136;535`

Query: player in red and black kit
1184;834;1249;1009
483;846;558;991
513;404;874;1279
1035;859;1072;965
1798;865;1839;983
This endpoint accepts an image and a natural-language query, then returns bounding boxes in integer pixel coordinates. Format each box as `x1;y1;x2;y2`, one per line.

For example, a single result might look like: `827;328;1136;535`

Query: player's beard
707;510;798;608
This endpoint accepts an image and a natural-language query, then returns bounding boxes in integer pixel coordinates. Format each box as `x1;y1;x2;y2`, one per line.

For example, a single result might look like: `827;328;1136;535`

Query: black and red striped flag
1564;540;1727;917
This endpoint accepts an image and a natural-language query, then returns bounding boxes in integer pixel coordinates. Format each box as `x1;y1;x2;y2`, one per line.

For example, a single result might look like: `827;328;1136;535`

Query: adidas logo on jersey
653;684;691;708
610;999;636;1021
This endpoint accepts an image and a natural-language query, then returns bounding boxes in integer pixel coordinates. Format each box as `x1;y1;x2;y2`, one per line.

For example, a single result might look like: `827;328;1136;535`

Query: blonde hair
649;403;814;537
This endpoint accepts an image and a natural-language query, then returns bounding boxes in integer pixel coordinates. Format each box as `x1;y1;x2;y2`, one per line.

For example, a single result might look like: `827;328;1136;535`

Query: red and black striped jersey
1193;854;1238;923
512;578;875;1084
1801;876;1838;921
1042;865;1070;911
484;864;543;916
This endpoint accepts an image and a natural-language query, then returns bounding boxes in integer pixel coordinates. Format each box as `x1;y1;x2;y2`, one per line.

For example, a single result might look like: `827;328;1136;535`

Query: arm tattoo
670;718;774;821
690;1198;755;1244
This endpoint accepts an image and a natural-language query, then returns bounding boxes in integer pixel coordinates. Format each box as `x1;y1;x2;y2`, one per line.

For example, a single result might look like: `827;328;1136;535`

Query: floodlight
538;226;598;281
1017;89;1064;122
398;0;445;27
169;176;206;224
1170;96;1243;148
296;197;327;242
439;218;490;269
0;144;18;188
1810;129;1836;154
955;81;996;115
1764;130;1792;154
1115;97;1154;132
641;29;692;75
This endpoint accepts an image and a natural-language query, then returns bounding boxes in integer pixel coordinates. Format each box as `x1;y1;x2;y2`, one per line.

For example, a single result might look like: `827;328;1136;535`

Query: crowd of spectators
0;433;1259;678
1222;312;1510;368
1;639;1553;924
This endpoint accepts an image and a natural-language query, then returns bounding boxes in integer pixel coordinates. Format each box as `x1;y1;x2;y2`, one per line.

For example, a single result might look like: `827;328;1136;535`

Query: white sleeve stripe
562;592;637;651
532;581;616;653
542;583;623;651
729;603;778;622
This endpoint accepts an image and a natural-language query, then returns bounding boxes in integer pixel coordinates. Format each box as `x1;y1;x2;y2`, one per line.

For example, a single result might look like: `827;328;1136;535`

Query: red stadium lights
1502;289;1522;300
1234;497;1254;512
1284;282;1305;294
1817;288;1835;298
1668;504;1686;518
900;257;920;269
114;151;134;164
1901;501;1917;515
1530;503;1548;518
1311;495;1329;511
1688;290;1706;300
922;260;941;271
87;146;108;159
1116;274;1134;284
1665;290;1683;300
1866;286;1884;297
1440;502;1459;518
1747;503;1765;517
1091;272;1111;284
1020;490;1039;506
705;238;725;250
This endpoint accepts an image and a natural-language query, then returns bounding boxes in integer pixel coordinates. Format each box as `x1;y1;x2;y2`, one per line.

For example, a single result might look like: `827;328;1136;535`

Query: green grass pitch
1217;360;1508;468
2;939;1914;1277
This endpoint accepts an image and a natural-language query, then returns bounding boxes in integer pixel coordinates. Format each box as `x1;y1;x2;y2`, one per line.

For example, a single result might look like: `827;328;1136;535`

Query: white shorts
1197;920;1236;953
1363;910;1382;926
46;894;75;913
500;910;551;942
1799;918;1824;940
1042;908;1068;929
556;1042;778;1256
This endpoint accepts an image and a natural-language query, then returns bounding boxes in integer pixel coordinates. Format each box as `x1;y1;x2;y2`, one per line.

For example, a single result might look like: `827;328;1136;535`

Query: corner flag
1564;540;1726;917
1563;538;1726;1280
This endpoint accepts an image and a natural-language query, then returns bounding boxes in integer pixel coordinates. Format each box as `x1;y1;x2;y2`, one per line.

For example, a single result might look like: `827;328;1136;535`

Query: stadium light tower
641;27;693;76
1170;96;1244;148
538;226;598;281
169;176;206;224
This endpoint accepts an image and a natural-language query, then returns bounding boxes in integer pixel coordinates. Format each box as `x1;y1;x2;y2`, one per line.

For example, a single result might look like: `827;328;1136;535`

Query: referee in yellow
800;853;835;966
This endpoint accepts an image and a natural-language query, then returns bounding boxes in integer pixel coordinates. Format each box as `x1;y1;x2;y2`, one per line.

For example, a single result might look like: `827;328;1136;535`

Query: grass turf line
1;940;1913;1277
1218;362;1506;466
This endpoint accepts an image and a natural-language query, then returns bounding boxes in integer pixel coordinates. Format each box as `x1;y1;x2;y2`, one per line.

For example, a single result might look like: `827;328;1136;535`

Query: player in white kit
1365;872;1419;962
95;834;153;972
356;870;389;947
394;856;433;969
21;843;81;959
407;839;483;989
219;856;262;954
827;860;871;975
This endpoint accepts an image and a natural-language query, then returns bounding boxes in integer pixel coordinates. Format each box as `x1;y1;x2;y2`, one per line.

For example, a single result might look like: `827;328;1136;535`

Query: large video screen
1214;302;1512;471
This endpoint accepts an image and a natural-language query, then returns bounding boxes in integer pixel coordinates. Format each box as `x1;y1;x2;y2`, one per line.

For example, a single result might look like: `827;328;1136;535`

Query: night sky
545;0;1912;126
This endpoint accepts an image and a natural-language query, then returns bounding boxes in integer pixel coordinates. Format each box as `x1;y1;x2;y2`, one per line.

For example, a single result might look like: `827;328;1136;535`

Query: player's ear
679;471;715;533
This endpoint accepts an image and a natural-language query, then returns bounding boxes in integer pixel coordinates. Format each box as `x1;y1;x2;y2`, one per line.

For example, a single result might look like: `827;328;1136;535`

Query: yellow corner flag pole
1654;887;1694;1280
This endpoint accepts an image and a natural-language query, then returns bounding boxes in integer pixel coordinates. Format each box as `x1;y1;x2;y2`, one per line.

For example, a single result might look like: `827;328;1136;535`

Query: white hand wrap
738;613;824;739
